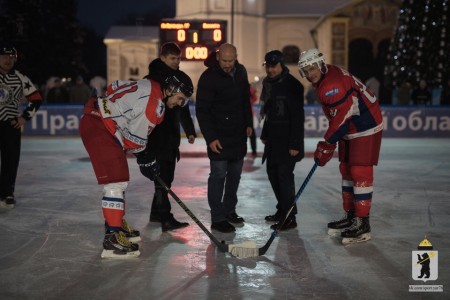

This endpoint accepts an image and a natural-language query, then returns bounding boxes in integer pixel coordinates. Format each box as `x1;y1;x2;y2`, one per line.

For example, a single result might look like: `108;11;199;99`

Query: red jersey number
109;82;138;103
341;68;377;103
353;76;377;103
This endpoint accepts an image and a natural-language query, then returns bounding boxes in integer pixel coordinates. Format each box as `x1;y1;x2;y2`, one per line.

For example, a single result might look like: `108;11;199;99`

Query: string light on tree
385;0;450;88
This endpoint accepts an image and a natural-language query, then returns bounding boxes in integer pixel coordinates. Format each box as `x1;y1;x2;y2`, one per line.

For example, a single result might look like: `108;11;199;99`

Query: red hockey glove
314;141;336;167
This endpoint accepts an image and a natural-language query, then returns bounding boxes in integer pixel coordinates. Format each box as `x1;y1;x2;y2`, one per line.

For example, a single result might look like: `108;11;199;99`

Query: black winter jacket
196;53;253;161
260;67;305;164
145;58;196;161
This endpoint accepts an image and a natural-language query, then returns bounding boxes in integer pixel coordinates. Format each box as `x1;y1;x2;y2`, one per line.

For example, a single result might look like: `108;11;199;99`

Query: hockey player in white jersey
79;75;193;258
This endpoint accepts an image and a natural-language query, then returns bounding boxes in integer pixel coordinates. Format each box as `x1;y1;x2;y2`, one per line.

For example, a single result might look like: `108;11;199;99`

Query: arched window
348;39;373;83
282;45;300;64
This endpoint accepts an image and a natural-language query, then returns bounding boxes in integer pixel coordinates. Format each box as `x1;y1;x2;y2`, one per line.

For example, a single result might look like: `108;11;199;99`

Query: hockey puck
221;240;225;244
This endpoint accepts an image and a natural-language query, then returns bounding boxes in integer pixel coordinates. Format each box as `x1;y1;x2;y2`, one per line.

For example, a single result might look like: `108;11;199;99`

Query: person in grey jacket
196;43;253;233
260;50;305;231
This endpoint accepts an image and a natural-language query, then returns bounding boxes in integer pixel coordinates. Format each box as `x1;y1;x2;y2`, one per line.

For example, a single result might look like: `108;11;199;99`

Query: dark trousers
266;159;297;219
151;157;176;222
249;127;256;155
0;121;21;199
208;159;244;223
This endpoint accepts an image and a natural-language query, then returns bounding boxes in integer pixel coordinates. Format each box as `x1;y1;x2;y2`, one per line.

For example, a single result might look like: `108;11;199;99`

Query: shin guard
340;163;355;212
351;166;373;217
102;182;128;230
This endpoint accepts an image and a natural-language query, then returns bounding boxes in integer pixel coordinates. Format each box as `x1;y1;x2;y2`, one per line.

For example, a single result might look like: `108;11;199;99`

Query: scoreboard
159;19;227;61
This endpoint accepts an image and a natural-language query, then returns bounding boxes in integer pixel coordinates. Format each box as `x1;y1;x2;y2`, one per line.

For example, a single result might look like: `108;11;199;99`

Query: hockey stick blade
228;241;258;258
227;231;278;258
155;175;229;253
226;162;318;258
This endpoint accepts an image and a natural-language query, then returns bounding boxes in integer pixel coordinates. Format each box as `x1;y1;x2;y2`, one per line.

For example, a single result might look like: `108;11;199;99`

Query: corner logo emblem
412;237;438;282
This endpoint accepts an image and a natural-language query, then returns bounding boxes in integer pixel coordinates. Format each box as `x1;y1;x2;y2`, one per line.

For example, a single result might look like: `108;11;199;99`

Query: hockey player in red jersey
298;48;383;244
79;75;193;258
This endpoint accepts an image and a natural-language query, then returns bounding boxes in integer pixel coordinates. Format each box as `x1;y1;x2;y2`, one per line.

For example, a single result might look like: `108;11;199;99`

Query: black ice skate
341;216;371;245
120;219;141;243
105;219;141;243
101;231;140;259
0;196;16;209
327;211;355;237
270;218;297;231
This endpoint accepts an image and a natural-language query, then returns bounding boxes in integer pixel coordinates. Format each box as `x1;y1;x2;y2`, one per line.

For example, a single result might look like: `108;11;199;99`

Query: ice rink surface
0;136;449;300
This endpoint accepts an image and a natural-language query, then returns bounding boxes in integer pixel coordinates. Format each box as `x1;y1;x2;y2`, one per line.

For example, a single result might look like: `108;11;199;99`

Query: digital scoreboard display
159;19;227;61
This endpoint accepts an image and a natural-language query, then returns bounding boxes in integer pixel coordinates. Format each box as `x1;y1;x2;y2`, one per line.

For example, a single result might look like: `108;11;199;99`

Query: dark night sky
76;0;175;37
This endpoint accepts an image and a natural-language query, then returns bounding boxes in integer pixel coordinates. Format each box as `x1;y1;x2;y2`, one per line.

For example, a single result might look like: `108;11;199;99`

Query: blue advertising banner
23;104;450;138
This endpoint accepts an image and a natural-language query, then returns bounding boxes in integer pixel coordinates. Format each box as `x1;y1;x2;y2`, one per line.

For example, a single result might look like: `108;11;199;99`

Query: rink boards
22;104;450;138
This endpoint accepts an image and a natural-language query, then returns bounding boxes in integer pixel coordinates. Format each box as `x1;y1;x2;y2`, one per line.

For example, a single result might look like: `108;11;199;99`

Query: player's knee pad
350;165;374;183
103;182;128;198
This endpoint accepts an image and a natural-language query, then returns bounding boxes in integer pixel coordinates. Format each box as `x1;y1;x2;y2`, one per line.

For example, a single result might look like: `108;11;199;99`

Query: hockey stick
229;161;319;258
155;175;257;256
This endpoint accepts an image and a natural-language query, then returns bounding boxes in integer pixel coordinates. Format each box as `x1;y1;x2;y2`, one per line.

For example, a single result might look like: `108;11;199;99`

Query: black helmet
163;71;193;98
263;50;284;66
0;43;17;57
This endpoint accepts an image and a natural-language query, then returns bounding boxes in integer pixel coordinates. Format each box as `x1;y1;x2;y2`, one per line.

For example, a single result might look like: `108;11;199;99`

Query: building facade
104;0;401;100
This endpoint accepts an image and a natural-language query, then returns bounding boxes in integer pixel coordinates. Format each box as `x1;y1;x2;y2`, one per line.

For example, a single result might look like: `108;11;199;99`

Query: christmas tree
384;0;450;88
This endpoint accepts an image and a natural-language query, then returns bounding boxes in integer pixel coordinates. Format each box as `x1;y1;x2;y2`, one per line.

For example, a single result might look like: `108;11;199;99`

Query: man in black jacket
145;43;197;231
196;43;253;233
260;50;305;231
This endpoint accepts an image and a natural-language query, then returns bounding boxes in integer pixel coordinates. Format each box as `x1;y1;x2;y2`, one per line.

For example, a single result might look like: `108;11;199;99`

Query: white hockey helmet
298;48;325;77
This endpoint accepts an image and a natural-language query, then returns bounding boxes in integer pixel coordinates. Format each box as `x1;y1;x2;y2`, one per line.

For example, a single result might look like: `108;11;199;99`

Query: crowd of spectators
394;78;450;106
41;75;106;104
37;73;450;107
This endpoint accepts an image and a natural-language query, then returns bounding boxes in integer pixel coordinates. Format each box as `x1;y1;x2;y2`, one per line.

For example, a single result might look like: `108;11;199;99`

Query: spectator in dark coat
46;77;69;103
69;76;91;103
440;78;450;105
411;79;431;105
249;85;258;156
196;43;253;233
260;50;305;231
144;42;197;231
397;81;412;105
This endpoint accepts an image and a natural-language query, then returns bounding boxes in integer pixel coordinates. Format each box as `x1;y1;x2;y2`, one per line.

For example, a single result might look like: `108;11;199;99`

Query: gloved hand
314;141;336;166
137;157;160;181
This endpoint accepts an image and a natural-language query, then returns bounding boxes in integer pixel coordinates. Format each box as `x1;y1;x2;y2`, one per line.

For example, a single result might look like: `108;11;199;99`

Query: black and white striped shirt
0;69;42;122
